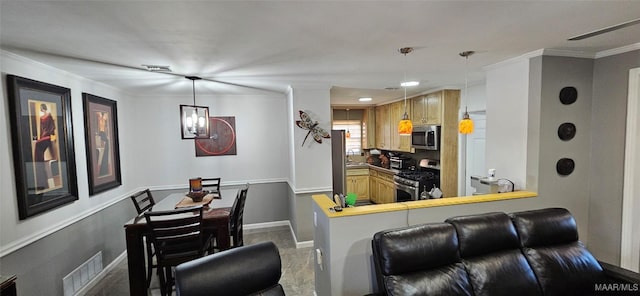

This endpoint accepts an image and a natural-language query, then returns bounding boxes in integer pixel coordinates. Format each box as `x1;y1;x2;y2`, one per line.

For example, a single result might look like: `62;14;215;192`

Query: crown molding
596;42;640;59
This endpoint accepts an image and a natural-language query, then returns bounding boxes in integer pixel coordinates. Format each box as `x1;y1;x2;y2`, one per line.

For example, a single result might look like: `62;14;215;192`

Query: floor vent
62;251;103;296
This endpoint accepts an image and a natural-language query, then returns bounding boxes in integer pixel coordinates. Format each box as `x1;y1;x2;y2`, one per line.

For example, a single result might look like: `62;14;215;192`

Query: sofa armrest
599;261;640;284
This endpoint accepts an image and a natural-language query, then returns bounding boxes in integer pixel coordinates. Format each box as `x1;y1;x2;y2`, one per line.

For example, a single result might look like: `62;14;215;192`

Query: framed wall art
195;116;237;156
7;75;78;219
83;93;122;195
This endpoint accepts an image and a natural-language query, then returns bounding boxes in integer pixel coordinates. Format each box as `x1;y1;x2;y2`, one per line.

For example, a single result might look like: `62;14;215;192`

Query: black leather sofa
174;241;285;296
372;208;640;295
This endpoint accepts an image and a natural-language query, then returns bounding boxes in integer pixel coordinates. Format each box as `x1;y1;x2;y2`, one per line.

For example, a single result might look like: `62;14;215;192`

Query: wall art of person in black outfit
34;103;56;190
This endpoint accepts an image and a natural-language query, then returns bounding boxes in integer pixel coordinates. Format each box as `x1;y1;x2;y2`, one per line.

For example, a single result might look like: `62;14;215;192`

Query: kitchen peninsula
312;190;537;296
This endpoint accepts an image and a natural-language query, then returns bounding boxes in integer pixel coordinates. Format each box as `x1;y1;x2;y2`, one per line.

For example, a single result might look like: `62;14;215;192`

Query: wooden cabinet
369;170;379;203
369;168;395;204
426;93;442;124
362;107;376;149
346;169;369;200
390;101;412;152
375;105;390;149
437;90;460;198
376;101;412;152
411;93;442;125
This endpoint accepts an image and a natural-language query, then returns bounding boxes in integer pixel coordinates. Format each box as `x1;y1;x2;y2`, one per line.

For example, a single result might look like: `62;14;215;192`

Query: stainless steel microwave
411;125;440;150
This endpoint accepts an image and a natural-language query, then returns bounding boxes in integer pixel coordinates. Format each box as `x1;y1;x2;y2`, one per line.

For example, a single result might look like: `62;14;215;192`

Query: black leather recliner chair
174;241;285;296
372;208;640;296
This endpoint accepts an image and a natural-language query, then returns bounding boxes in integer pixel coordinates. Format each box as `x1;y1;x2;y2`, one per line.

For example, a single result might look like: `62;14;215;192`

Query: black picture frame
83;93;122;195
6;75;78;219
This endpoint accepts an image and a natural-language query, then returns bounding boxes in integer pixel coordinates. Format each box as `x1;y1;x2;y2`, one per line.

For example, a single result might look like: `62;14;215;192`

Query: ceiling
2;1;640;106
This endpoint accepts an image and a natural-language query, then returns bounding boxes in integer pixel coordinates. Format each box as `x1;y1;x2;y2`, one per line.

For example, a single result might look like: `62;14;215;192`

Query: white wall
0;51;138;256
485;59;530;189
129;93;289;188
289;86;332;191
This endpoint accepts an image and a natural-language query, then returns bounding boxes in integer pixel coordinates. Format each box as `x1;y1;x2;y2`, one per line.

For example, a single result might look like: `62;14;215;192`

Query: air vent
142;64;172;72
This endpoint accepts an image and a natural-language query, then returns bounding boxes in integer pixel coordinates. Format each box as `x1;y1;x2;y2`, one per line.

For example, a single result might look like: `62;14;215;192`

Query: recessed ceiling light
142;64;172;72
359;97;372;102
400;81;420;87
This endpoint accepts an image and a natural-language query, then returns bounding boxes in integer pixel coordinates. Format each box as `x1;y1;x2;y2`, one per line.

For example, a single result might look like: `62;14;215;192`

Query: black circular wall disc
558;122;576;141
556;158;575;176
559;87;578;105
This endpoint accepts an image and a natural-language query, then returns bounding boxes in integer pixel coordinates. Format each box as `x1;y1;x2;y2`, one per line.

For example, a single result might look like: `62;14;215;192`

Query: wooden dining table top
124;188;238;226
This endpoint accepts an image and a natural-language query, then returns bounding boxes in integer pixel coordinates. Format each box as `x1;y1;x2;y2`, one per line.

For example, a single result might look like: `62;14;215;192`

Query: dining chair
129;189;156;288
201;177;221;193
229;183;249;248
144;205;211;296
174;241;285;296
130;189;155;215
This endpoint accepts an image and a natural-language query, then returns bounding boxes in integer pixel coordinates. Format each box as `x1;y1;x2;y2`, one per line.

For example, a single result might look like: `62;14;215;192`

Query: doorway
621;67;640;272
464;111;487;196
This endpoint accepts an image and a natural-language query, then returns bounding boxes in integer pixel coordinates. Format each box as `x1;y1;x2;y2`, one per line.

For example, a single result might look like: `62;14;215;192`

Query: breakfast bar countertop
312;191;538;218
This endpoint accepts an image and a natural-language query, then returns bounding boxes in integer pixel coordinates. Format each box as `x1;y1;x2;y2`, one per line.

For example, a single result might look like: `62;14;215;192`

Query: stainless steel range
394;160;440;202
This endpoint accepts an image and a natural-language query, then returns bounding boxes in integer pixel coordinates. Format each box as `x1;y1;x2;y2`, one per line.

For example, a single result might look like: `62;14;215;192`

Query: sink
346;162;368;168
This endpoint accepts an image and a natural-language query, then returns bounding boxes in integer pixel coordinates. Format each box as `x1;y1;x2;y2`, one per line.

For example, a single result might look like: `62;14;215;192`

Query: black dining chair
129;189;156;288
229;183;249;248
175;241;285;296
130;189;155;215
144;205;211;296
201;177;221;193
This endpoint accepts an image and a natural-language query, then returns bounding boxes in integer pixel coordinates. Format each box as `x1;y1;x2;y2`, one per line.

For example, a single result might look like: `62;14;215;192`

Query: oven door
394;181;418;202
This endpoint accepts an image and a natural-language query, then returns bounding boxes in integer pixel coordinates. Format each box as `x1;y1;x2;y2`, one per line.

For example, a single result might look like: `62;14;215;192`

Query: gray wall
536;55;594;240
589;49;640;264
0;198;136;295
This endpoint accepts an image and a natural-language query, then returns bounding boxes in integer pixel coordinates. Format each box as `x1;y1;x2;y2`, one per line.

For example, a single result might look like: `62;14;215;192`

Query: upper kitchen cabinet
362;107;375;149
411;93;442;125
375;105;390;150
390;101;412;152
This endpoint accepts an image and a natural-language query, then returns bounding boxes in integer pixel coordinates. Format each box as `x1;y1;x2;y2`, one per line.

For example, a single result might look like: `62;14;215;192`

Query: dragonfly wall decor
295;110;330;146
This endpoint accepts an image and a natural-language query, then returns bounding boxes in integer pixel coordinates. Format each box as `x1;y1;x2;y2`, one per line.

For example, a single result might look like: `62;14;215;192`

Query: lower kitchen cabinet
347;169;369;200
347;175;369;200
369;168;395;204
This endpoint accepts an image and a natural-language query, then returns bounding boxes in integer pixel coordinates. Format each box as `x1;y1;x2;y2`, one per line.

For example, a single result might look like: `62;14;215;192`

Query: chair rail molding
621;67;640;272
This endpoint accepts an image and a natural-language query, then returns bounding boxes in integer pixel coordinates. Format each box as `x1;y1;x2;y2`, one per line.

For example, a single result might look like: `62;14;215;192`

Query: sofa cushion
511;208;604;296
447;212;542;296
384;264;472;296
445;212;520;257
510;207;578;248
372;223;473;296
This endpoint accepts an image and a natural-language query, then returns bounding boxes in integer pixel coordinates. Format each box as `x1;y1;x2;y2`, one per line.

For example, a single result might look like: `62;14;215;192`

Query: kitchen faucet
347;149;355;163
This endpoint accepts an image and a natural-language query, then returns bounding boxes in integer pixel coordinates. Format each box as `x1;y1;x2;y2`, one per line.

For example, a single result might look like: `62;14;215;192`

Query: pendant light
180;76;210;139
398;47;417;135
345;109;351;138
458;51;475;134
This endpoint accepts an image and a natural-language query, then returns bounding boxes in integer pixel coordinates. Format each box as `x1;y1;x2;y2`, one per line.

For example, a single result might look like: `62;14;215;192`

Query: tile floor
84;226;315;295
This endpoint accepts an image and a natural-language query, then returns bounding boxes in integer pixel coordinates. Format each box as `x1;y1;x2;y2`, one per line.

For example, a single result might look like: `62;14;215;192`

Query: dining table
124;189;237;295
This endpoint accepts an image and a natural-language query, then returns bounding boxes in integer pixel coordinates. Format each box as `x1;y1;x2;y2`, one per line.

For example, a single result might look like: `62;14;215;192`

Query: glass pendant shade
459;110;474;134
398;112;413;135
346;130;351;138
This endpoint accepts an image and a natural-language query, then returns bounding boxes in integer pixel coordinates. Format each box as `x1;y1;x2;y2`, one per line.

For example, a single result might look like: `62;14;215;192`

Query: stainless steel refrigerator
331;130;346;195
